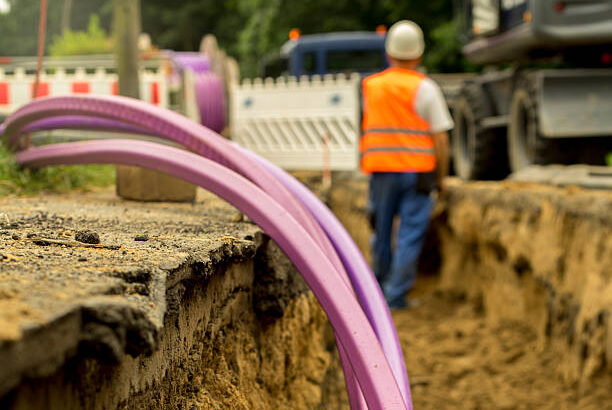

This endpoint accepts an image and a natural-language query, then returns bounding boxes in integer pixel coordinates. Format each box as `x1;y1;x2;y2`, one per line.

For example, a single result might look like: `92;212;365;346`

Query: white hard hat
385;20;425;60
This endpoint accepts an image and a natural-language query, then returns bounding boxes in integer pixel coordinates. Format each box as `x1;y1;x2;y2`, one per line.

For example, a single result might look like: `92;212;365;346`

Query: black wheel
452;83;509;180
508;75;573;172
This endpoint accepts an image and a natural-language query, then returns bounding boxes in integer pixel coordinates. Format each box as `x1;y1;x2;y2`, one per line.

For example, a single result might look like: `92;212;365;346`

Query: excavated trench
330;174;612;409
1;174;611;409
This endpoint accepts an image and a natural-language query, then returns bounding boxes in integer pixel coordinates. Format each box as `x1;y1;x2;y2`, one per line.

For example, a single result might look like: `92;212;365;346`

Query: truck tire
508;76;571;172
452;83;508;180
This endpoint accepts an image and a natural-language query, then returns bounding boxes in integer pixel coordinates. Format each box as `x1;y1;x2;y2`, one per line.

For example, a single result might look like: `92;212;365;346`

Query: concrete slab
115;165;197;202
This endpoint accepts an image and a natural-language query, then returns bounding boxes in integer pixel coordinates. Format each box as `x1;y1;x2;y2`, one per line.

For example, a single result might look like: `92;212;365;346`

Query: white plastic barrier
0;66;168;116
230;74;362;171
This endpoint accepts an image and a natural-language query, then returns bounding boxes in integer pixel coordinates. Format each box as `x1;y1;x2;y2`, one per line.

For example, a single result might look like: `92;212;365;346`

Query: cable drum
194;72;226;134
169;52;226;133
171;51;211;74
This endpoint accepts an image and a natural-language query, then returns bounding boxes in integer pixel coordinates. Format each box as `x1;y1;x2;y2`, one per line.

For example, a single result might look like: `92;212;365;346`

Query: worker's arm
432;131;450;194
414;78;453;194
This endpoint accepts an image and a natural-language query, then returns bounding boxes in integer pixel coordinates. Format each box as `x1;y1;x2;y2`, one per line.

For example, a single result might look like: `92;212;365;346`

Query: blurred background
0;0;470;77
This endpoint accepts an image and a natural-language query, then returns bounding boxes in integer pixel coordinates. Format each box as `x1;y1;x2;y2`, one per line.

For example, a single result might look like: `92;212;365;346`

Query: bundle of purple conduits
170;52;226;133
0;93;413;410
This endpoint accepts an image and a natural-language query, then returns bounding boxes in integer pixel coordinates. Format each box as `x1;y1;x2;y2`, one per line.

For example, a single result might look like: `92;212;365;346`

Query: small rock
75;230;100;244
134;234;149;242
26;233;37;238
0;254;6;261
78;257;88;262
447;356;475;381
11;234;20;240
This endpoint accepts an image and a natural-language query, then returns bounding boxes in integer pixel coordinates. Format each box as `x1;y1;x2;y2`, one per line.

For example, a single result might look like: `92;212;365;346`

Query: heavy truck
451;0;612;180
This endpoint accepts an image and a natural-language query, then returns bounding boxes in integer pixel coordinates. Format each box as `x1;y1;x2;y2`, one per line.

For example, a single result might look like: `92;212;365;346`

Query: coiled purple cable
194;73;225;133
170;51;211;74
169;52;226;132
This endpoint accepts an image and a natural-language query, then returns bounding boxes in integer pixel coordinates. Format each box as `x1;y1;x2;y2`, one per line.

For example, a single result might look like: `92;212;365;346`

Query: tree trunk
113;0;195;202
61;0;72;33
113;0;140;99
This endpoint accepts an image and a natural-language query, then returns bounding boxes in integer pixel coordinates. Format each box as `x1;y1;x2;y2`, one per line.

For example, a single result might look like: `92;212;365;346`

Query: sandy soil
328;174;612;410
2;179;611;409
394;276;612;410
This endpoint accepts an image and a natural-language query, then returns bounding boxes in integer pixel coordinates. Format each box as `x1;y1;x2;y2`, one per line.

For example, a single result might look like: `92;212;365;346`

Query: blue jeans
369;172;433;308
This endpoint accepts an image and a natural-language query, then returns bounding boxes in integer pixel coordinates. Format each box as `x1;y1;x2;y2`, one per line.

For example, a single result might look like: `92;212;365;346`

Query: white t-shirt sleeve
415;78;454;133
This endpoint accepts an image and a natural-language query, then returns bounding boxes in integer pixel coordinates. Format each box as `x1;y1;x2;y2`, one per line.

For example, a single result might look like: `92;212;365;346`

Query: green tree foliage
141;0;244;53
424;20;478;73
0;0;110;56
49;14;112;56
0;0;468;73
230;0;457;76
139;0;465;76
69;0;113;34
0;0;62;56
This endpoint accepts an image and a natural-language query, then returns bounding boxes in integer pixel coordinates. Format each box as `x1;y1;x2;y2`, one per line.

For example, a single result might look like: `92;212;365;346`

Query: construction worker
361;20;452;309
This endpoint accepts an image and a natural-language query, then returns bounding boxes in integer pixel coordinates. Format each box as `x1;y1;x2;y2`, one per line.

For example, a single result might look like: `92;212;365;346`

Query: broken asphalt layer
0;188;261;397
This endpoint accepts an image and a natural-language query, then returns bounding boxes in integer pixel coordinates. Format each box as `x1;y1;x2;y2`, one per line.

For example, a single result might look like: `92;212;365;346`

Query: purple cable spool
171;51;211;74
16;139;407;410
170;52;225;134
194;72;226;134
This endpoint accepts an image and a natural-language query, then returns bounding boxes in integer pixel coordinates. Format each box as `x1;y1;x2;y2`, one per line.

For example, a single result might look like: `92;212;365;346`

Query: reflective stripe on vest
360;68;436;173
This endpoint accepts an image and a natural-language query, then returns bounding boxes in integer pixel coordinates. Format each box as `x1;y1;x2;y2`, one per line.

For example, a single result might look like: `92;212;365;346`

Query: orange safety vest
360;68;436;173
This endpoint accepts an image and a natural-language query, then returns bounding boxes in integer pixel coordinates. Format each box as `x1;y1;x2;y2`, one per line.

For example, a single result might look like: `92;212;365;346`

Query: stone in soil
134;234;149;242
74;230;100;244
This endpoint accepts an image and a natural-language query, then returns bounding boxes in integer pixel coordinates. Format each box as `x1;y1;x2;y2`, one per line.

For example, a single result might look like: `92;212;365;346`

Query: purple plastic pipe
3;96;345;288
16;139;406;410
235;144;412;407
2;96;412;408
22;116;152;136
2;100;366;407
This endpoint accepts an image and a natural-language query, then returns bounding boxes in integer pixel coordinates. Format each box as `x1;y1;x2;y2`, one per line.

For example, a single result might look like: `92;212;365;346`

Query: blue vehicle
260;31;387;78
